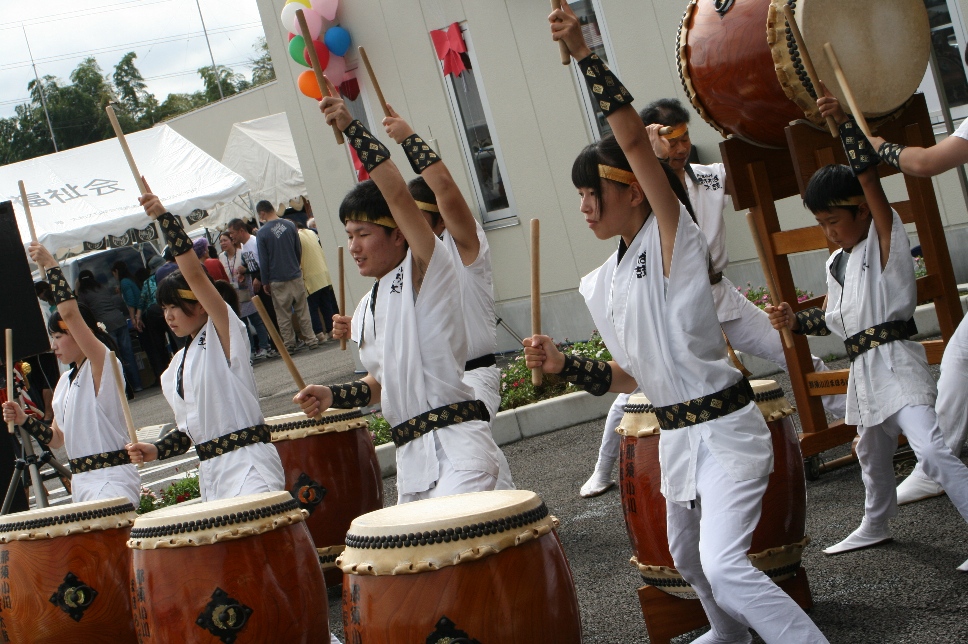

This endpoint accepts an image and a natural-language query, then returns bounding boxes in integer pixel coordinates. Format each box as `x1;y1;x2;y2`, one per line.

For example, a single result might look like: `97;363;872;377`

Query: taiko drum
338;490;582;643
618;380;808;597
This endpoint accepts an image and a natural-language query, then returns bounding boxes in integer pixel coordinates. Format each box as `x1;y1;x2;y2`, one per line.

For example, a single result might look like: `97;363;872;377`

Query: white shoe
957;558;968;572
253;348;268;360
896;474;945;505
692;628;752;644
580;470;615;498
316;332;330;343
823;521;892;555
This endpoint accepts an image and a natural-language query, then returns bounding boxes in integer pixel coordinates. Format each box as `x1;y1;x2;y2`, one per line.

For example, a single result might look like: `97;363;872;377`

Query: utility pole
194;0;224;100
23;26;58;152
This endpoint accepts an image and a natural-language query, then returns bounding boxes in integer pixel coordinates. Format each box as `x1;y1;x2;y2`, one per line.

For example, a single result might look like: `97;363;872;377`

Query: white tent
1;125;247;257
216;113;305;221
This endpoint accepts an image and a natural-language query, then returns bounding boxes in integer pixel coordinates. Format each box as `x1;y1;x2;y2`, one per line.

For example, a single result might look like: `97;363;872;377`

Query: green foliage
914;256;927;279
137;487;159;514
739;283;813;309
137;474;201;514
198;65;249;102
368;413;392;446
251;37;276;86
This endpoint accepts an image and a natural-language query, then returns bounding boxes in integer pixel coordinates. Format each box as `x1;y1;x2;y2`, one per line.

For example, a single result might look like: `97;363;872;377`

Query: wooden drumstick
253;296;324;420
359;47;391;118
18;181;38;242
108;352;141;448
782;5;837;138
105;105;148;195
823;42;873;139
338;246;347;351
746;213;794;349
550;0;571;65
531;218;542;386
657;126;674;136
5;330;13;434
296;9;345;145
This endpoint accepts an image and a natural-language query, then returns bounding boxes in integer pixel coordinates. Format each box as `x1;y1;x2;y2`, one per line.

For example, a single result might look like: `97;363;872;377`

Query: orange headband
414;200;439;213
599;165;637;185
343;211;398;229
177;289;198;301
828;196;866;207
661;124;688;140
57;320;68;331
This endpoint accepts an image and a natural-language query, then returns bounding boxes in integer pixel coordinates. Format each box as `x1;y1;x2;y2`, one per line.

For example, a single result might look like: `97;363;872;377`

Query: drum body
677;0;930;147
339;490;582;643
128;492;328;643
268;410;383;586
0;498;138;642
618;380;807;597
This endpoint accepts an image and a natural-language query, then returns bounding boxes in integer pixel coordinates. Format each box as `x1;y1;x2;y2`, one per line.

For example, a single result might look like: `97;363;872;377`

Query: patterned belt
465;354;497;371
391;400;490;448
195;424;271;462
845;319;918;362
70;448;132;474
654;378;755;431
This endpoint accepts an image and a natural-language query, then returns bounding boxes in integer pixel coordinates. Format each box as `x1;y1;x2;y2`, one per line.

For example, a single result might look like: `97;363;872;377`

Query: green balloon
289;35;309;67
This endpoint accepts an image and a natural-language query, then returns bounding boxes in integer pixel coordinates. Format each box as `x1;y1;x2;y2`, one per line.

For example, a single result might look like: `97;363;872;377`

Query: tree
153;92;206;122
197;64;246;102
251;37;276;86
113;52;156;125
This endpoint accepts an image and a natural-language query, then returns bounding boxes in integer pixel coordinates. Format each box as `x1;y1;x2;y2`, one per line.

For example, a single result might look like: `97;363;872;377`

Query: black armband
329;381;372;409
576;54;633;117
344;120;391;173
838;117;878;176
46;266;76;305
157;212;194;257
153;430;192;460
401;133;441;175
560;354;612;396
794;307;831;336
877;142;906;171
21;416;53;446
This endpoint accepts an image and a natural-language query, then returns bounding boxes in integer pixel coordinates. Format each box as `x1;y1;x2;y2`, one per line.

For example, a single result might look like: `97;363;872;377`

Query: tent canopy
1;125;247;256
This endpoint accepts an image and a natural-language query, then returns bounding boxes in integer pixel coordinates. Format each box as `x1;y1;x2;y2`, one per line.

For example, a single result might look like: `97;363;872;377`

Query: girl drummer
1;244;141;506
524;6;829;643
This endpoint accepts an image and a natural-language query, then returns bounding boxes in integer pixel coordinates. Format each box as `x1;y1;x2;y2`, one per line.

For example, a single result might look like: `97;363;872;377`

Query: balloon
304;39;330;71
324;26;351;57
297;70;323;100
288;32;295;41
292;8;324;40
280;1;311;32
310;0;338;21
324;54;346;86
289;35;310;67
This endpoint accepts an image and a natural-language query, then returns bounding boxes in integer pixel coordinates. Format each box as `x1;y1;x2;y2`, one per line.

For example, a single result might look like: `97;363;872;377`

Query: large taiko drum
127;491;328;642
338;490;583;643
677;0;930;147
0;497;138;642
618;380;808;597
266;408;383;586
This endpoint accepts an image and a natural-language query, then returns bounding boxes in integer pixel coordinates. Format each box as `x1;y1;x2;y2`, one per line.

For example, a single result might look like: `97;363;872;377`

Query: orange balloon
297;70;322;100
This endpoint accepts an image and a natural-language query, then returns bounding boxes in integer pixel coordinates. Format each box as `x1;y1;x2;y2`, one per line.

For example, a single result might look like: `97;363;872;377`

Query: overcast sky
0;0;267;119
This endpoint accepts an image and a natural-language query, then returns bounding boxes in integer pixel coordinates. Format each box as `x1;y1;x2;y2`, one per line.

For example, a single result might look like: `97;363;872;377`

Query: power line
0;0;180;32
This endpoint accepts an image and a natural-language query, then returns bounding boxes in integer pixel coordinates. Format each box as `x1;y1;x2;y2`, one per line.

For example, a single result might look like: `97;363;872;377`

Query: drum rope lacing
641;560;801;588
783;1;818;100
0;503;135;533
621;386;786;414
268;409;365;432
344;503;549;550
128;498;300;539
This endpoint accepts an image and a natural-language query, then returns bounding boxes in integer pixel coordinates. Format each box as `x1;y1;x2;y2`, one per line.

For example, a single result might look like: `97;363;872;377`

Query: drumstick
358;47;391;118
296;9;345;145
657;126;674;136
17;181;38;242
550;0;571;65
745;213;794;349
105;105;148;195
5;330;13;434
252;296;324;420
823;42;873;139
108;352;141;448
531;218;542;387
338;246;346;351
782;5;837;138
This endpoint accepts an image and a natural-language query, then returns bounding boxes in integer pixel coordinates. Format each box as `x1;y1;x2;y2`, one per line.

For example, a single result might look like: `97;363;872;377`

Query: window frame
567;0;621;141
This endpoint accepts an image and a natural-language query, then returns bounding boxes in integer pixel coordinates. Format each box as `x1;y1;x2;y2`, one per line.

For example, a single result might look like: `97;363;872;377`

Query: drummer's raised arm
869;130;968;178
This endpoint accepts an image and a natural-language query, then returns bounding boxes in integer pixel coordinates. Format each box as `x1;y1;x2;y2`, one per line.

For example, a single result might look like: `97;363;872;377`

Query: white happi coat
51;344;141;505
579;205;773;504
161;307;284;501
352;237;502;496
824;211;936;427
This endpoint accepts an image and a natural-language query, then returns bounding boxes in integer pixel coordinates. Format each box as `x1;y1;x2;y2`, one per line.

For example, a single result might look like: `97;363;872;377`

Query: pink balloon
310;0;338;22
292;8;323;39
324;54;346;87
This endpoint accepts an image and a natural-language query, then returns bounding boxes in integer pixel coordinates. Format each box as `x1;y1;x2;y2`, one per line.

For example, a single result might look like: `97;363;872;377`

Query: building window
569;0;619;140
439;24;516;226
918;0;968;124
340;68;378;182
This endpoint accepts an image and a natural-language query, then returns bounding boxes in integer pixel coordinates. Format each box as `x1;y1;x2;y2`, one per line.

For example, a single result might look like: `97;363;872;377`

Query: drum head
801;0;929;116
0;497;136;542
617;393;658;438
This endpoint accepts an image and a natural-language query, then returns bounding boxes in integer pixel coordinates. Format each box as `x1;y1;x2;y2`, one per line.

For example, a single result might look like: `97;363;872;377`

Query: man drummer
295;91;509;503
581;99;850;497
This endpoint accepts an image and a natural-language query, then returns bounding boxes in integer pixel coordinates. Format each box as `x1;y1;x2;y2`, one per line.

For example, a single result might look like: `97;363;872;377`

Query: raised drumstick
17;181;38;242
823;42;873;139
550;0;570;65
338;246;347;351
746;213;794;349
105;105;148;195
531;219;542;386
253;296;323;420
108;352;141;448
5;330;13;434
359;47;391;118
783;5;837;137
296;9;345;145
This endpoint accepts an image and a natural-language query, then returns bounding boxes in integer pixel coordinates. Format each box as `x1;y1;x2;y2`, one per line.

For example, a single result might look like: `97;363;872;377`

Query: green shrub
739;283;813;309
137;474;201;514
368;413;392;446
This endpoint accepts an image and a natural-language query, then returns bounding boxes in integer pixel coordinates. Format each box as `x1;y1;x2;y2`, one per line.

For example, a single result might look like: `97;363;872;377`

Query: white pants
858;404;968;527
398;433;500;504
908;317;968;483
667;441;828;644
465;365;516;490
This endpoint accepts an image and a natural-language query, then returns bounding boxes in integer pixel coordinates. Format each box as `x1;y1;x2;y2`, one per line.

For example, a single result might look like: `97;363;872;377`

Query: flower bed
138;474;201;514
